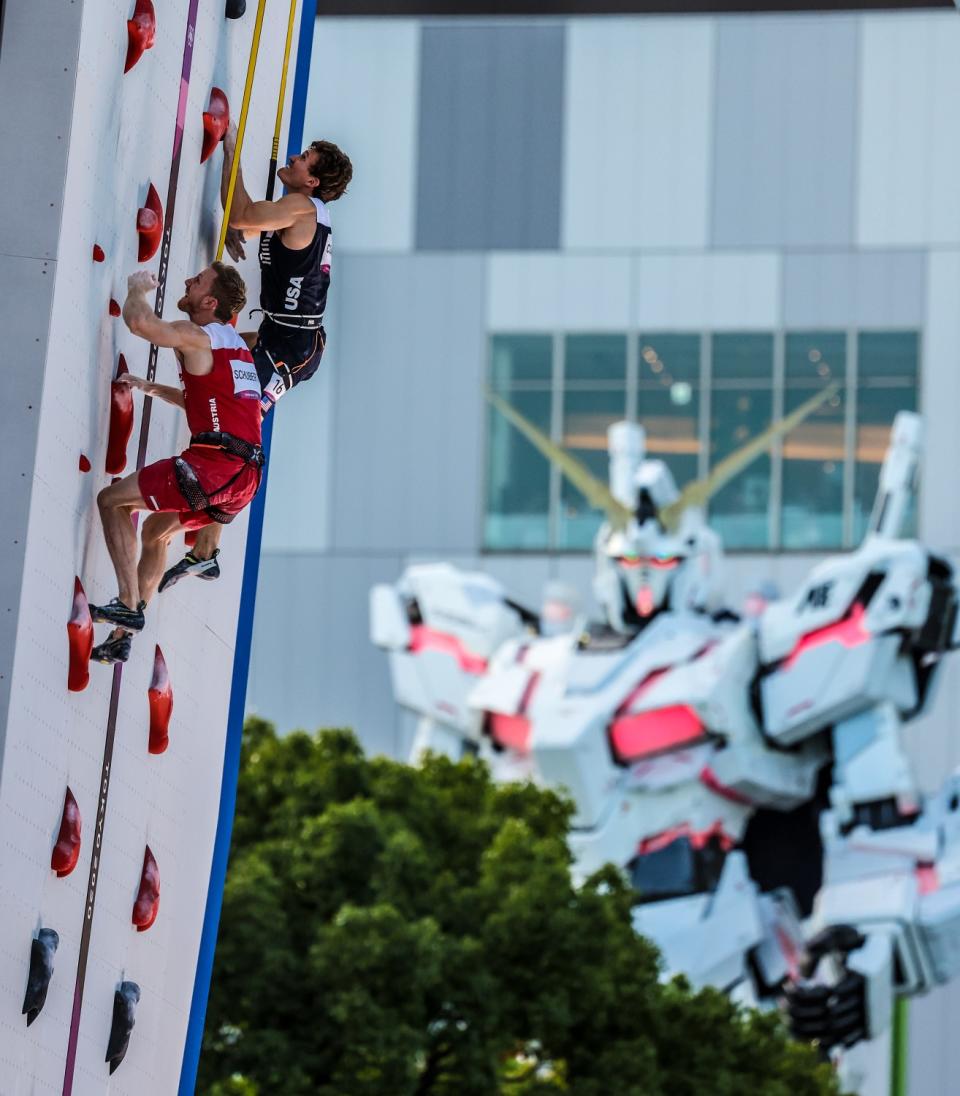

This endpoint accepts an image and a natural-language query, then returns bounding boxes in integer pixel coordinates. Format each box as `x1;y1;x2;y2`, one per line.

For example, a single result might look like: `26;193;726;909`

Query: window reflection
709;334;774;549
854;333;919;542
559;335;627;549
485;336;552;549
782;333;846;549
637;334;701;494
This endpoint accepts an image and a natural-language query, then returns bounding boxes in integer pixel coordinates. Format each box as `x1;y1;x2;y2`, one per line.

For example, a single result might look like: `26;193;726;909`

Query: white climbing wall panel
0;0;303;1091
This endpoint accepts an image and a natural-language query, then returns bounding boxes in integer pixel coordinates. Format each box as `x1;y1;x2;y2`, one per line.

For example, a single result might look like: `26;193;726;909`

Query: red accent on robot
782;601;870;670
609;668;707;763
132;846;160;931
105;355;134;475
488;672;541;754
67;577;93;692
610;705;705;763
124;0;156;74
136;183;163;262
51;788;82;877
148;646;173;755
408;625;488;675
201;88;230;163
638;820;734;856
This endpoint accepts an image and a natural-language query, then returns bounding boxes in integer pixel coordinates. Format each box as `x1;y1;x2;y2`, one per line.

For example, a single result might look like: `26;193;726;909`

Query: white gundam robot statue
370;390;960;1093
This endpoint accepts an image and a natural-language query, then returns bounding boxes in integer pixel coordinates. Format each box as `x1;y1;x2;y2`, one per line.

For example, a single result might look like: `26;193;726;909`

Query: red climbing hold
201;87;230;163
79;454;91;473
109;298;121;318
67;577;93;692
124;0;156;74
51;788;82;878
136;183;163;262
93;244;105;263
184;530;198;548
148;645;173;755
132;846;160;931
105;356;134;475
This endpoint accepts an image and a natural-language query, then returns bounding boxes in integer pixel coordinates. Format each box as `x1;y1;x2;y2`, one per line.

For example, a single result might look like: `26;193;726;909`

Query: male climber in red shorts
88;264;262;664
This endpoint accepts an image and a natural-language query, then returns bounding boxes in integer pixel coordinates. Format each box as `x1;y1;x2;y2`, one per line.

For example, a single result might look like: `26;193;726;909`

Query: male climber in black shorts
160;121;352;590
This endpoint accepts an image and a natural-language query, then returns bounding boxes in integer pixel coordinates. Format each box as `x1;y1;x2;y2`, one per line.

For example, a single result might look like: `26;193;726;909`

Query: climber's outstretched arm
122;271;208;352
117;374;185;409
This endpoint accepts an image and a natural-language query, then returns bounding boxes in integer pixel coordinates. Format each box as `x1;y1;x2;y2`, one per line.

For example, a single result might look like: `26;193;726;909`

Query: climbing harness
174;431;265;523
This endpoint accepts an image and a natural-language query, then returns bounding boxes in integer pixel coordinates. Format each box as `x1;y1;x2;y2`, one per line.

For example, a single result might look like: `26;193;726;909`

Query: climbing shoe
91;631;133;665
159;550;220;592
88;598;145;633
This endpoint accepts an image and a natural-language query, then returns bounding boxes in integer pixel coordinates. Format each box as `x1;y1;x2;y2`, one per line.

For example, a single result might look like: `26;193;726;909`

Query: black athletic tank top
257;197;331;326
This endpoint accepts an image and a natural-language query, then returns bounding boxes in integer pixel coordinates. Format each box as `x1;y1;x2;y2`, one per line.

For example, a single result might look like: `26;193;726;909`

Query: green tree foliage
199;719;839;1096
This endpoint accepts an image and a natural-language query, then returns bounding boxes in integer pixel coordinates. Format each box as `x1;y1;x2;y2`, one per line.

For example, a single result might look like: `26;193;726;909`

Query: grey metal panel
711;16;857;248
329;253;487;553
247;551;406;757
0;0;81;259
783;251;927;329
415;22;565;250
0;254;53;749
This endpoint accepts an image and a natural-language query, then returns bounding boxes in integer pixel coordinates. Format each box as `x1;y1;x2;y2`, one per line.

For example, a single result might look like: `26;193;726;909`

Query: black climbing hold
225;0;246;18
106;981;141;1074
22;928;59;1026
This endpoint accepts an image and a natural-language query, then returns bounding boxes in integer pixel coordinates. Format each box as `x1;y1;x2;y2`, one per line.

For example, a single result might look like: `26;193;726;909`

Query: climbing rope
216;0;268;260
266;0;299;202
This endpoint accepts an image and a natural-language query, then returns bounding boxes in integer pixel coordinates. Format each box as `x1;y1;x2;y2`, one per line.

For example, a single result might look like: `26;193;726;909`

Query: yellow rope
272;0;299;167
216;0;268;261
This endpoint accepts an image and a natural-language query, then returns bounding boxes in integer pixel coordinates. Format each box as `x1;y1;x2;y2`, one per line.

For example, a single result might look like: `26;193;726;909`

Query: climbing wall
0;0;307;1091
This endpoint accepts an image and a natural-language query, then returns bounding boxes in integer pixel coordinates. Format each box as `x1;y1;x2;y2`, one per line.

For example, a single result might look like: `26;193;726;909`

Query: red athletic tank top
179;323;262;446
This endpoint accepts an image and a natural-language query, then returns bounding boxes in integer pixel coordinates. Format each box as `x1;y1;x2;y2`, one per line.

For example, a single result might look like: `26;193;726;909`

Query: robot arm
787;764;960;1075
370;563;532;762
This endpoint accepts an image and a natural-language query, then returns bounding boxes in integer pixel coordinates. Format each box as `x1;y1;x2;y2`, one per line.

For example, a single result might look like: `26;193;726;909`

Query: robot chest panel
595;623;725;766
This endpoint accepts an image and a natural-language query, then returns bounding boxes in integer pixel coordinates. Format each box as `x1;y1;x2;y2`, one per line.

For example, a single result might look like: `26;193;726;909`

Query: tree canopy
199;718;840;1096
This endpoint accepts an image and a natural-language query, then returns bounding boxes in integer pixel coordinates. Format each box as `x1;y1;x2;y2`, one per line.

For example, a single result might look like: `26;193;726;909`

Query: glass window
637;334;701;496
781;333;846;549
484;336;553;549
558;335;628;549
709;334;774;549
854;332;919;542
483;329;920;554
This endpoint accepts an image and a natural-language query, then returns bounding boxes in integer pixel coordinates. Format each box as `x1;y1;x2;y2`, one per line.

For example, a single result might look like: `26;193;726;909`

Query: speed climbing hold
67;577;93;692
22;928;59;1026
136;183;163;262
132;846;160;932
51;788;81;878
148;645;172;755
201;87;230;163
79;454;91;473
225;0;246;18
106;981;141;1074
109;298;121;318
124;0;156;74
105;355;134;476
92;244;105;263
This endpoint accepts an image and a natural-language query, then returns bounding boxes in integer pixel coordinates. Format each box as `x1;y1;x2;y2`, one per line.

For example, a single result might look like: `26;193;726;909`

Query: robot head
601;506;721;627
596;426;724;629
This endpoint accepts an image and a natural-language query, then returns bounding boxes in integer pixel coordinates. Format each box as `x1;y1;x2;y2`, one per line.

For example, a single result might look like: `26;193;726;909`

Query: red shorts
138;449;260;531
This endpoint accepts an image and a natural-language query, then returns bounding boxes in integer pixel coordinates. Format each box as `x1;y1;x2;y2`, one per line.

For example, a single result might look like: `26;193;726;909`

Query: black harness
174;431;265;524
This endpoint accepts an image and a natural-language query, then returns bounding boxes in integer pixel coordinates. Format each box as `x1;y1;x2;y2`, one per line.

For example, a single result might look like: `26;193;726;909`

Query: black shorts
252;323;326;402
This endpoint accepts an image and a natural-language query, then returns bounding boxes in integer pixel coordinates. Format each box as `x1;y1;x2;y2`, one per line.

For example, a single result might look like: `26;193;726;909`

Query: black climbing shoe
91;631;133;665
88;598;145;633
159;550;220;592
